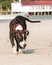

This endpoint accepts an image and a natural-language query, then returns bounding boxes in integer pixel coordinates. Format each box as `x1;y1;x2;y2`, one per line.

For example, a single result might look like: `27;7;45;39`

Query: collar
14;24;23;31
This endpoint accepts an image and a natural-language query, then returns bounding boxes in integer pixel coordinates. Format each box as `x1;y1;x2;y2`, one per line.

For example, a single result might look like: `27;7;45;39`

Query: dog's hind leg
9;32;15;47
9;33;17;54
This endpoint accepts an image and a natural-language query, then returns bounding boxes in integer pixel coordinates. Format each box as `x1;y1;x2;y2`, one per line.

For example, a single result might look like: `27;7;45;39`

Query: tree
0;0;13;11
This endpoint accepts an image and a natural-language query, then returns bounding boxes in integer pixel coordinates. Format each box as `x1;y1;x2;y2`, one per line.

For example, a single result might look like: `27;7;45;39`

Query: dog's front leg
16;43;23;54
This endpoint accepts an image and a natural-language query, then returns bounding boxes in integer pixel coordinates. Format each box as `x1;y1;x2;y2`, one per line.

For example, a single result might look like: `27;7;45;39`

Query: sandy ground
0;20;52;65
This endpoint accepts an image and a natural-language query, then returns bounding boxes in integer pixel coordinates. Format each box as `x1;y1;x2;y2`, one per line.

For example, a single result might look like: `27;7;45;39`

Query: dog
9;15;40;54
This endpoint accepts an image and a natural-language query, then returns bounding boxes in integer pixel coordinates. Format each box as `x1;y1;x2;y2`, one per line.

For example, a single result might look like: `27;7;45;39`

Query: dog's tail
24;17;41;23
16;15;41;23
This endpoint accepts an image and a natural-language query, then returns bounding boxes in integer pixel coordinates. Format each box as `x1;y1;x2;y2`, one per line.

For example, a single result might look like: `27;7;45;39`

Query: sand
0;20;52;65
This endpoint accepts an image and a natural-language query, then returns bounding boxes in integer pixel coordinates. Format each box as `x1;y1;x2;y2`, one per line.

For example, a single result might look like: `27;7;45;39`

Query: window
21;0;34;2
16;0;19;2
50;5;52;9
41;5;45;9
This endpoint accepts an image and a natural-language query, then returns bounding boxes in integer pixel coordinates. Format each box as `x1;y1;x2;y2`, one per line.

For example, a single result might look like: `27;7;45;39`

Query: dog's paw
12;46;23;55
18;49;23;54
12;46;17;54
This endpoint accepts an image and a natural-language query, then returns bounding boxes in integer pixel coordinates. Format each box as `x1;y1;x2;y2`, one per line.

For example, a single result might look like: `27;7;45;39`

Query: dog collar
14;24;23;31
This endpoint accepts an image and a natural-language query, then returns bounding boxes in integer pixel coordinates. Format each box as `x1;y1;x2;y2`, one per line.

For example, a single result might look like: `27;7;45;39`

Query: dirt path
0;20;52;65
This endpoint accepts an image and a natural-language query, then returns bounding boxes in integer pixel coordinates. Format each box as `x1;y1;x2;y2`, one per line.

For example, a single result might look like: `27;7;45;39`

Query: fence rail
0;11;52;16
0;11;19;15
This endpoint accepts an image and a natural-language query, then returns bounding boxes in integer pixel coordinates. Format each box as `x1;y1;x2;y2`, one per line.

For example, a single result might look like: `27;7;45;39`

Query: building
11;0;52;15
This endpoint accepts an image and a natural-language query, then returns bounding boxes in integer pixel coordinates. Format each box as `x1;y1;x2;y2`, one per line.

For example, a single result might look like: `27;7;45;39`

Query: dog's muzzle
19;41;27;49
23;44;27;49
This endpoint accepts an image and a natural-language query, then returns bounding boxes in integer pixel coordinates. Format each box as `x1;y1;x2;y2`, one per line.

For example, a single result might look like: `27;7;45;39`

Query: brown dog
9;15;40;54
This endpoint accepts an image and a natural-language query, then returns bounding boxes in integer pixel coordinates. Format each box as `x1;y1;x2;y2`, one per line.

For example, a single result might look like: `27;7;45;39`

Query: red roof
21;1;52;5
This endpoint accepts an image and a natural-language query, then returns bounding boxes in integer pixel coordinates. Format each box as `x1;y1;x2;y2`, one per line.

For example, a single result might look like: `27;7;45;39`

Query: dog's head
13;30;29;49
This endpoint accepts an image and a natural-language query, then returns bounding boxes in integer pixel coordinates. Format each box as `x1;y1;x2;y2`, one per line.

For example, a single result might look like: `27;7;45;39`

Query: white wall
11;2;52;12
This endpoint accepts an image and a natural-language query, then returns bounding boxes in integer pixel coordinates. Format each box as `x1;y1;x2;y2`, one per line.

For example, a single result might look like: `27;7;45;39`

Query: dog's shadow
23;49;35;54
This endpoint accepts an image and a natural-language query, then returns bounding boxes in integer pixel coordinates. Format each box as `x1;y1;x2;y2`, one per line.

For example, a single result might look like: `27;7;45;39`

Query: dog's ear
24;30;29;36
12;30;18;37
26;30;29;36
27;30;29;36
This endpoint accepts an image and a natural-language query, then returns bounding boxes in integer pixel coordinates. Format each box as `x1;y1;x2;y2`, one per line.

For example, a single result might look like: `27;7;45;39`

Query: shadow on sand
23;49;35;54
